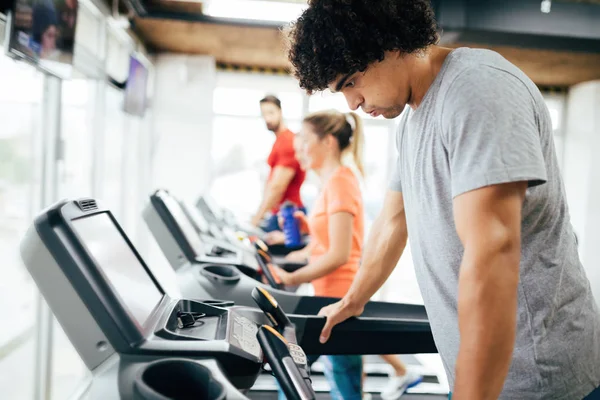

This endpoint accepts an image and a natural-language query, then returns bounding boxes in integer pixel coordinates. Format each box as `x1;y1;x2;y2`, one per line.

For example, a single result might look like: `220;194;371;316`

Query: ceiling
126;0;600;87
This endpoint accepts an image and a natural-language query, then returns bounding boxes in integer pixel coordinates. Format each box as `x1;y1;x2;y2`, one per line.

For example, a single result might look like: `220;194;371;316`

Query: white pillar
563;80;600;306
150;54;216;202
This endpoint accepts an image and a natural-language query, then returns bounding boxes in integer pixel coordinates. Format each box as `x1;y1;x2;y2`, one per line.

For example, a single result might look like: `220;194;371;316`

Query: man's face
329;51;411;119
260;102;283;132
41;25;57;53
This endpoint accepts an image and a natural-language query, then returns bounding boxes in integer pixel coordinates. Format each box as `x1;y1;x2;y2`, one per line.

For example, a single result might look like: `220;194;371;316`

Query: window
59;80;96;198
210;116;275;216
51;78;100;400
0;52;43;399
362;124;392;225
213;87;303;120
543;93;567;170
103;85;126;218
209;74;304;218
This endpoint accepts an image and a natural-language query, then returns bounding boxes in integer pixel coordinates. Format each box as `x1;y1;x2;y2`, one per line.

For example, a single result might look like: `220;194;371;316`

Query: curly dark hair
285;0;439;93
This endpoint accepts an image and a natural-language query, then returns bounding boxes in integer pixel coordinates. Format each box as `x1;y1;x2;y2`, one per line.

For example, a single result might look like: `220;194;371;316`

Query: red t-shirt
267;129;306;213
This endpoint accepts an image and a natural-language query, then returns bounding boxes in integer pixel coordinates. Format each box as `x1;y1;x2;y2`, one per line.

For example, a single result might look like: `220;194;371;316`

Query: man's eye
345;80;355;88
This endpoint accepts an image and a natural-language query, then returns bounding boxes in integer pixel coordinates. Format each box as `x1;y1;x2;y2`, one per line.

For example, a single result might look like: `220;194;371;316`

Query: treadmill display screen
161;195;206;257
196;198;219;224
181;201;210;234
202;195;224;220
72;213;164;328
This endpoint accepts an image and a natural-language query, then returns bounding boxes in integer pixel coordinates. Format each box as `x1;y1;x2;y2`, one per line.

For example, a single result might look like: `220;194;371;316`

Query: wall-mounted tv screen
123;54;148;117
5;0;79;78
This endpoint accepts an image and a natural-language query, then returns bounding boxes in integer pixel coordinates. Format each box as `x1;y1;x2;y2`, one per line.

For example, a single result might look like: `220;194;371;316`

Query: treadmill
180;195;306;269
196;194;306;256
184;196;257;253
196;194;265;242
145;190;445;394
144;190;256;270
19;198;445;399
144;190;431;319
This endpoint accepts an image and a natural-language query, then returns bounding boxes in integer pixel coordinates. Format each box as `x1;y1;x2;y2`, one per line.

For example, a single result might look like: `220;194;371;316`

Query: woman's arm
278;212;353;285
285;241;315;262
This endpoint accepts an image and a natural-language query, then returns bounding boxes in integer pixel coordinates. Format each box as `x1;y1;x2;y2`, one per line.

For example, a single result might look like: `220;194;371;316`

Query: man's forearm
255;186;285;221
453;246;519;399
344;215;407;308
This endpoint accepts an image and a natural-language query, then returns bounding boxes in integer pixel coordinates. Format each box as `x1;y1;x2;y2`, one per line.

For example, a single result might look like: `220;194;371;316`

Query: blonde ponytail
303;109;365;176
346;112;365;176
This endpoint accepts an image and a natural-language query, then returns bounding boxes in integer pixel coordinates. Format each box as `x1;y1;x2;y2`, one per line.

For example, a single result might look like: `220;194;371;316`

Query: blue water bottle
280;201;302;248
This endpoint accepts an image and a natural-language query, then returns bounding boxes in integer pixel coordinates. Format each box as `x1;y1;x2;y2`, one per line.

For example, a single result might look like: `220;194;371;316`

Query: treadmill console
20;199;264;371
147;190;246;269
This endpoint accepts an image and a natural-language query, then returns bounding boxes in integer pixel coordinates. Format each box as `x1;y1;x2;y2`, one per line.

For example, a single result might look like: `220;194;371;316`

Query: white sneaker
380;369;423;400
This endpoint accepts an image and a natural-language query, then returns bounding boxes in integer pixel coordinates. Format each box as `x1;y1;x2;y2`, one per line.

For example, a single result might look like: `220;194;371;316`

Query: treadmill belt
252;354;446;397
248;393;447;400
363;354;420;364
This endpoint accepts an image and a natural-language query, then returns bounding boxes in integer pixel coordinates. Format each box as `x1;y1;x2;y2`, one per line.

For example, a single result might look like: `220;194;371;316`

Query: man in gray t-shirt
287;0;600;399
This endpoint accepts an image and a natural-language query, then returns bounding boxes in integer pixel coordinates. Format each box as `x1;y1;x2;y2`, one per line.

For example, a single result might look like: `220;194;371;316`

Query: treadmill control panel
287;343;307;366
228;313;261;359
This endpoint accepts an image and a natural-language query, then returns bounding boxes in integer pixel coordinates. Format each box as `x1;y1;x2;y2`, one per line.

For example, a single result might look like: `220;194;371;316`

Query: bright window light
204;0;308;23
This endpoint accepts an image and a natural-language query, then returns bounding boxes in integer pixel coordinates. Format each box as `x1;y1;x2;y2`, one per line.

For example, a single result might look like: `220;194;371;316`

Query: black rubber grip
251;287;291;328
256;326;315;400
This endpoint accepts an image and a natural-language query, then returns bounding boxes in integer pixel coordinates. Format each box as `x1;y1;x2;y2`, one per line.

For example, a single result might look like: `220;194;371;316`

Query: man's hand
264;230;285;245
317;300;364;344
251;214;263;227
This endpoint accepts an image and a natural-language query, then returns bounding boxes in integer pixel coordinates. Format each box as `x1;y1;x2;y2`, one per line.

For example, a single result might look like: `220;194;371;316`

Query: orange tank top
308;166;364;298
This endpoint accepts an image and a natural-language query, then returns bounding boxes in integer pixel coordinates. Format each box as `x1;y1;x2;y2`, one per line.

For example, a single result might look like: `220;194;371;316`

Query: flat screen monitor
5;0;79;77
71;213;164;328
161;194;206;258
196;197;220;225
203;195;224;221
181;200;210;234
124;54;148;117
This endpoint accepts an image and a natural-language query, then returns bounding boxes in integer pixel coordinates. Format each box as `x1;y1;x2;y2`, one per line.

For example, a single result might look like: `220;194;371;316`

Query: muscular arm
344;190;408;308
452;182;526;399
286;212;353;285
318;190;408;342
252;166;295;225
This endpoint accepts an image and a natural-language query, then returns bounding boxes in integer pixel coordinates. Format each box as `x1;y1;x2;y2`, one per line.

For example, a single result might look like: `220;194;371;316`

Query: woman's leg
380;353;424;399
380;354;407;376
322;355;363;400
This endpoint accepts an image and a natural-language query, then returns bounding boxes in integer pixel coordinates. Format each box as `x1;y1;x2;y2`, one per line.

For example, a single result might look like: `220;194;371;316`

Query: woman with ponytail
275;110;421;399
275;110;365;297
272;109;365;399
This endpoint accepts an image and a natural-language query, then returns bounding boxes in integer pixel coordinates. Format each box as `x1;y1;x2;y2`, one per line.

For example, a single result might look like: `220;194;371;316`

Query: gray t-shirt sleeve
441;67;548;198
389;159;403;192
388;110;409;193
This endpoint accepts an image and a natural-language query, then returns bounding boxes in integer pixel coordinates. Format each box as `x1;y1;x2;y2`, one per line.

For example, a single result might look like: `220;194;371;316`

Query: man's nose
345;93;363;111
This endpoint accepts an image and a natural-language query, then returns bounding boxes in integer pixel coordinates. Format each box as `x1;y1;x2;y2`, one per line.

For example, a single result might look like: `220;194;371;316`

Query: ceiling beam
134;18;289;68
134;18;600;87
